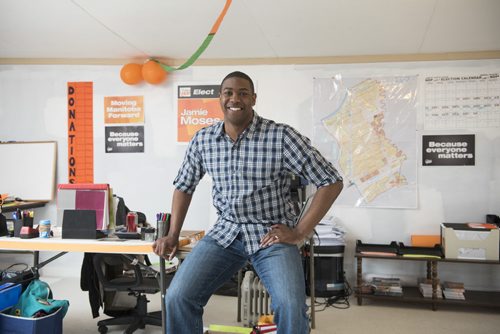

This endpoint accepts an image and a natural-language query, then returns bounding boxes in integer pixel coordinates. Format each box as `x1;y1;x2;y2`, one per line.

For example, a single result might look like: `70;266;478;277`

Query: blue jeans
165;234;309;334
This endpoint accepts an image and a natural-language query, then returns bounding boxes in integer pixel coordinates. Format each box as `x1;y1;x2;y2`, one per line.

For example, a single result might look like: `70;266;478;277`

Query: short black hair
220;71;255;94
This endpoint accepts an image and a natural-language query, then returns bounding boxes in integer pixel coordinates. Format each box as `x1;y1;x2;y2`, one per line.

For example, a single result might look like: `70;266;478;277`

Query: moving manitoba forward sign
422;134;475;166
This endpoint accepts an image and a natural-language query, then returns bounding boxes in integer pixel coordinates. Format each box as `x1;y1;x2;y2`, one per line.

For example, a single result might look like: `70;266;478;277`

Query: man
153;71;343;334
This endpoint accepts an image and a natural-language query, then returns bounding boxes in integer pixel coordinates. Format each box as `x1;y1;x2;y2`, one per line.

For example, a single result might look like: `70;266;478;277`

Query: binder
56;184;110;230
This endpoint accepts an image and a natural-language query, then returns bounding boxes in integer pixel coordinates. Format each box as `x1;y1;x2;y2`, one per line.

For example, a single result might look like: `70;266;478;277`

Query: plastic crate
0;306;63;334
0;283;21;312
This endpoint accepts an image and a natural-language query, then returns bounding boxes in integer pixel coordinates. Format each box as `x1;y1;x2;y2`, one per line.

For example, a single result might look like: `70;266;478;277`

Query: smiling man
153;71;343;334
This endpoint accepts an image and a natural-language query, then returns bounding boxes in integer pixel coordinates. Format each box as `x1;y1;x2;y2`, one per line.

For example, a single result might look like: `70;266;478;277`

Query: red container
126;212;138;232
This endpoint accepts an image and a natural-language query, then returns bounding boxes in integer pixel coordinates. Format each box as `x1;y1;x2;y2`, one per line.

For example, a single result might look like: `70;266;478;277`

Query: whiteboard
0;141;57;201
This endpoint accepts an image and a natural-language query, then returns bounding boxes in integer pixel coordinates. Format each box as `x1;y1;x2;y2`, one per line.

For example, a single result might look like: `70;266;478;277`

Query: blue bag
10;279;69;318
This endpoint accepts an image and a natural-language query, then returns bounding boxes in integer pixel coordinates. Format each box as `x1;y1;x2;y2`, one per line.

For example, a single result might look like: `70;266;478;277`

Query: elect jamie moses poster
177;84;223;143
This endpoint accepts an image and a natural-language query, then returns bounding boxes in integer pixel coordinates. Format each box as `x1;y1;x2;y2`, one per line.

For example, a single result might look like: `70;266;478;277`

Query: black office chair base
97;295;161;334
98;312;162;334
98;313;161;334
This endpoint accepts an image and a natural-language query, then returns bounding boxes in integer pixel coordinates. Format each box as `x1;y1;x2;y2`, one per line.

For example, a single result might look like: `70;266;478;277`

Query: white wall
1;60;500;289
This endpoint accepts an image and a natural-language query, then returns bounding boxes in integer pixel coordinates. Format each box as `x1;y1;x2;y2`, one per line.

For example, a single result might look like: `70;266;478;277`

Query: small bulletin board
0;141;57;201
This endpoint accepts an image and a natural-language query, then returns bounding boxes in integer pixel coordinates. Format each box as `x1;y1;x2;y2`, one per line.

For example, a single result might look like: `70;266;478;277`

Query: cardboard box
0;306;63;334
0;283;21;312
441;223;499;260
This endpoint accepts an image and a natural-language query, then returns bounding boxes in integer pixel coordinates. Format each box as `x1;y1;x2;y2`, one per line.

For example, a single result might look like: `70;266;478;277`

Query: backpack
10;279;69;318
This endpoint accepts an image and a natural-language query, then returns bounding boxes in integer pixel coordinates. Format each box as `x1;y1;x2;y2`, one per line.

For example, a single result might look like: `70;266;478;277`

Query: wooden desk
0;236;166;332
0;230;203;254
0;236;153;253
0;230;203;331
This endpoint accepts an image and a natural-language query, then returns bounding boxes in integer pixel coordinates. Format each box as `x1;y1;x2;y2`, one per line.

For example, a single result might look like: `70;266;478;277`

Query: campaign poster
105;126;144;153
422;134;475;166
104;96;144;124
67;82;94;183
177;84;223;143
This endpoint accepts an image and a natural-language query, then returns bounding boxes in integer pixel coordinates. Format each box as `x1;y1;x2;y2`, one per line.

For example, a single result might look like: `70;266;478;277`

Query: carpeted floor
41;276;500;334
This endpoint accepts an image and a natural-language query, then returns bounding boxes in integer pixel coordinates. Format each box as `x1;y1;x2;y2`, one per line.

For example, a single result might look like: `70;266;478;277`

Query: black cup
14;219;23;237
22;216;34;227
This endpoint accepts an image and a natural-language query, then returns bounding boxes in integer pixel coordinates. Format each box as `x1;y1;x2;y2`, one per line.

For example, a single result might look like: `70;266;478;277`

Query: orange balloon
120;63;143;85
142;60;167;84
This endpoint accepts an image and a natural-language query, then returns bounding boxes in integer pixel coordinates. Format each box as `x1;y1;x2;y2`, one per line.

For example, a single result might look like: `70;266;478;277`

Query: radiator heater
241;270;272;327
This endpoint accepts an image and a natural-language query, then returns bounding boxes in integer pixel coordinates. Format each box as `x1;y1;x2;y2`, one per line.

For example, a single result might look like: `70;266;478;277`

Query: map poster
313;76;418;208
105;126;144;153
177;84;223;143
422;134;475;166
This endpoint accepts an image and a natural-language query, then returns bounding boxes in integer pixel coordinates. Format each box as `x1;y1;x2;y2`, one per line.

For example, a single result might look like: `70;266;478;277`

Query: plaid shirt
173;112;342;254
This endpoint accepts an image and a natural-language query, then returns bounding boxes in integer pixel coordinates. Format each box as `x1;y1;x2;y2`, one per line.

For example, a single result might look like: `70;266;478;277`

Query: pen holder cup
157;221;169;240
14;219;23;237
22;216;34;228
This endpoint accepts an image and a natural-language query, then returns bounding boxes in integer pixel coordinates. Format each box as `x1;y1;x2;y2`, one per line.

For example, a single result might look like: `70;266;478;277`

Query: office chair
92;253;162;334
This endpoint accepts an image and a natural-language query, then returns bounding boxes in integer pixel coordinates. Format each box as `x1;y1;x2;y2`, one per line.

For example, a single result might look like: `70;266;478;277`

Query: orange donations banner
104;96;144;124
177;85;222;142
67;82;94;184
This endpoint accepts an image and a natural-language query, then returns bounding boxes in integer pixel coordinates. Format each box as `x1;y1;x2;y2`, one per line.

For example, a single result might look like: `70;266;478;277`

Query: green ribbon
152;0;232;72
154;34;215;72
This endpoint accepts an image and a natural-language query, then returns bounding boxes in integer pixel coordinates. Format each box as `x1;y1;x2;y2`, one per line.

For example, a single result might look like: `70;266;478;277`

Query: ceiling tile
0;0;498;61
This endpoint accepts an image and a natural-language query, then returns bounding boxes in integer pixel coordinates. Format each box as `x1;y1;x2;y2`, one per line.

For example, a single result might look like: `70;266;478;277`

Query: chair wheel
98;325;108;333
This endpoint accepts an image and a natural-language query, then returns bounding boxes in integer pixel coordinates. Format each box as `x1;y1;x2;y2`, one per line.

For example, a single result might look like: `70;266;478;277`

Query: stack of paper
312;216;346;246
443;281;465;300
419;284;443;299
371;277;403;296
417;278;442;298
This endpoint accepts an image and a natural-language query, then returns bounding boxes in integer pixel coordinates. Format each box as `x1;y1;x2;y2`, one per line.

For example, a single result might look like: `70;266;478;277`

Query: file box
441;223;499;260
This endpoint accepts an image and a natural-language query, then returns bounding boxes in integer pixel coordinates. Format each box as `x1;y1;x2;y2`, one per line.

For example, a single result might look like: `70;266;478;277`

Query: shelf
448;290;500;308
358;287;432;304
355;253;500;311
357;287;500;308
355;253;500;265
